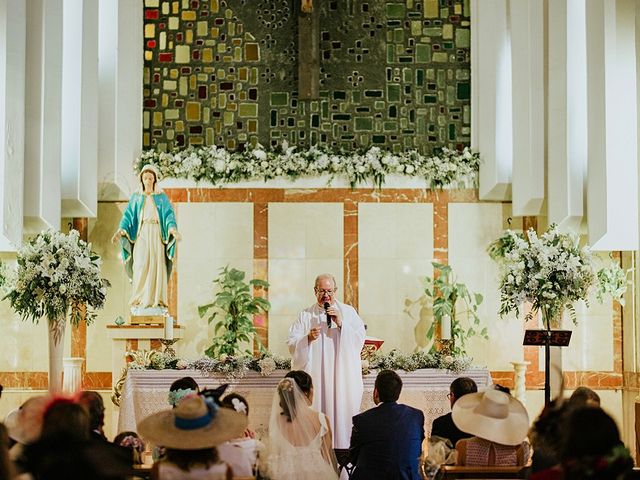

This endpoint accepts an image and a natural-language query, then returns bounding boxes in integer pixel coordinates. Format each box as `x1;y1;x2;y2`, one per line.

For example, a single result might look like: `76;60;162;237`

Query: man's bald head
314;273;337;289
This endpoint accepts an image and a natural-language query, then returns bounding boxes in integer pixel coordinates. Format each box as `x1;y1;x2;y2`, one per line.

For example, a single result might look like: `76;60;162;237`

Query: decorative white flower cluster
4;229;109;327
365;349;473;374
494;225;595;328
136;143;480;188
188;353;291;379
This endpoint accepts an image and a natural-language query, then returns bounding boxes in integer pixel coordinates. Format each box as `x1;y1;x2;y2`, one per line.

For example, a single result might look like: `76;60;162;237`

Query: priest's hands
326;306;342;328
308;326;321;342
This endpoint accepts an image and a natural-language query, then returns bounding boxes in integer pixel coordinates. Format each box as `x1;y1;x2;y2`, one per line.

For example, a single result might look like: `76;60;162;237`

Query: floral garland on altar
124;349;473;378
136;143;480;189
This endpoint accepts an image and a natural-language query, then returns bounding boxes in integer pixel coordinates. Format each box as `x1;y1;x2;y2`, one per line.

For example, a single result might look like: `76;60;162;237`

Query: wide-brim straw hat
139;164;162;181
452;389;529;446
5;396;50;444
137;395;247;450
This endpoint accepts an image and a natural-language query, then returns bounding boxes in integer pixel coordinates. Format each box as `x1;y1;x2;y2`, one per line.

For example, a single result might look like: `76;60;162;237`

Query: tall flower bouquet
489;224;626;329
3;229;110;391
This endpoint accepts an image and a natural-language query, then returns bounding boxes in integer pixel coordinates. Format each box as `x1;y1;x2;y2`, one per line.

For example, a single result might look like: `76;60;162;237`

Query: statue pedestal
130;315;165;325
106;325;185;389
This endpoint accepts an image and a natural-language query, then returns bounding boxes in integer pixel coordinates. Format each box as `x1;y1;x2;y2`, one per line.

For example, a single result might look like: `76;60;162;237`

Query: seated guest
168;376;200;408
568;386;600;408
217;393;262;477
349;369;425;480
430;377;477;446
529;398;570;474
138;394;246;480
23;398;131;479
6;396;50;476
452;389;530;466
260;370;338;480
532;407;637;480
77;390;108;441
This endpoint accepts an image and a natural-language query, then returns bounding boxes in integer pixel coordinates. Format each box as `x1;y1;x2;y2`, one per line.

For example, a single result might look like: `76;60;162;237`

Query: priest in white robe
287;273;366;448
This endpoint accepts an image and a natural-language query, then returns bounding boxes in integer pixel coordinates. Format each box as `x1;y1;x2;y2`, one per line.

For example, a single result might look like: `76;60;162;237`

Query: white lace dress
262;411;339;480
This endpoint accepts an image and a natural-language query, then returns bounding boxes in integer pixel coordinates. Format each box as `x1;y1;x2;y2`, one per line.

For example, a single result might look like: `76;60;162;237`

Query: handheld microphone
323;302;331;327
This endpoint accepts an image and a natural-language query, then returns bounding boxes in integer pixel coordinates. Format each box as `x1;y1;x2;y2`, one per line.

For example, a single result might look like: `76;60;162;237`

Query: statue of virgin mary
112;164;180;314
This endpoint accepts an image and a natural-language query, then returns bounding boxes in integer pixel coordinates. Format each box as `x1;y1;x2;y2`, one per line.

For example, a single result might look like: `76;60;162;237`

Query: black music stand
523;329;572;405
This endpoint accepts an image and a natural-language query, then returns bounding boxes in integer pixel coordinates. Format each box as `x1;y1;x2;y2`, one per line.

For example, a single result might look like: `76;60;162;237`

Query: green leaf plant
198;266;270;358
420;261;487;356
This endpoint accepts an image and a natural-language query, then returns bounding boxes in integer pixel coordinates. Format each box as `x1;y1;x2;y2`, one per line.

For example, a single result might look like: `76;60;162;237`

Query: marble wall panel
358;203;434;353
268;203;343;357
562;299;614;372
448;203;524;369
176;203;254;360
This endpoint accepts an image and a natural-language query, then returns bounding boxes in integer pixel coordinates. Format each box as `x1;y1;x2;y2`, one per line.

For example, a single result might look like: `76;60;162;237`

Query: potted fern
198;266;270;358
422;262;487;356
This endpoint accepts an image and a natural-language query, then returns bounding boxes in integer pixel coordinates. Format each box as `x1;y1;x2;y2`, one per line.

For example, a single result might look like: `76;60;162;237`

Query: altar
118;368;493;438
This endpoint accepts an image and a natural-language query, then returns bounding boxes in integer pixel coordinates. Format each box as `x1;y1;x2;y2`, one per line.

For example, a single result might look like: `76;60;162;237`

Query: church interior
1;0;640;474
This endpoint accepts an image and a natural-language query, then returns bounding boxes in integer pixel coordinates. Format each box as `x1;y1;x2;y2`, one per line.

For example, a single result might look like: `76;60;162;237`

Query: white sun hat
452;389;529;446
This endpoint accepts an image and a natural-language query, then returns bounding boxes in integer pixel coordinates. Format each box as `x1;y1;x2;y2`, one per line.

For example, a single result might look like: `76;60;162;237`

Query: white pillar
98;0;143;201
586;0;639;250
63;357;85;394
510;361;530;406
61;0;99;218
472;0;513;201
0;0;26;251
510;0;544;216
548;0;588;231
23;0;63;233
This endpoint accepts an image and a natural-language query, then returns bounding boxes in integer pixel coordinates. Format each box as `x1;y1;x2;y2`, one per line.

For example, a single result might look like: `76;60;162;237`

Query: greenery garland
136;143;480;189
125;349;473;378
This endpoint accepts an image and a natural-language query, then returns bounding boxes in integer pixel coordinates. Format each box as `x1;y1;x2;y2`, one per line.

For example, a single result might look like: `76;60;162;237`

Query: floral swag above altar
136;143;480;188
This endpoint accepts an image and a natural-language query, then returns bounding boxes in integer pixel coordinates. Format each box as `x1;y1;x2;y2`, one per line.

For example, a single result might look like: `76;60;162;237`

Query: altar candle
441;315;452;340
165;316;174;340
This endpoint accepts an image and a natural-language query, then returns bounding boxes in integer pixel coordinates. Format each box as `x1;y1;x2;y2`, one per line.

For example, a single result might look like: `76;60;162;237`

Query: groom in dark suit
349;369;425;480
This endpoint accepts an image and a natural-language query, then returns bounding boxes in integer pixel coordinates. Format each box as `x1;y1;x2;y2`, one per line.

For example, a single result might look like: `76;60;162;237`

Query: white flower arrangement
3;229;110;339
490;225;626;329
136;143;480;189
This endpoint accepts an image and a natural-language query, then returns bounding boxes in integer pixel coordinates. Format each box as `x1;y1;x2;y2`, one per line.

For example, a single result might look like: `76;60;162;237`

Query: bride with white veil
260;370;338;480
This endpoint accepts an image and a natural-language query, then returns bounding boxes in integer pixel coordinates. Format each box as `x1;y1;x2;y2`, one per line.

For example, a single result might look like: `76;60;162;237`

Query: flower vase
541;306;564;331
48;317;66;393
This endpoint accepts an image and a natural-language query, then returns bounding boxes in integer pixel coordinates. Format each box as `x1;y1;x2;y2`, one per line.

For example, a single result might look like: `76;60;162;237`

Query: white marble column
62;357;85;394
510;0;544;217
586;0;639;250
472;0;513;201
23;0;63;233
61;0;99;218
0;0;26;251
548;0;588;231
98;0;143;201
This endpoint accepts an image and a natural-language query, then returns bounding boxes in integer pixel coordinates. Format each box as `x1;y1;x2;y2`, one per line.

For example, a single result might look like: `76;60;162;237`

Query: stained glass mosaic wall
143;0;470;154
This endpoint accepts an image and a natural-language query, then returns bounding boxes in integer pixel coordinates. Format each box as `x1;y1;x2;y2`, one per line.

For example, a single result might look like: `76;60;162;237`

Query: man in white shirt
287;273;366;448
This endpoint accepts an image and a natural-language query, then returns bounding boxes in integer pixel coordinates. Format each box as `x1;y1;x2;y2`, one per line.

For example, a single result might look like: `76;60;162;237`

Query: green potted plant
198;266;270;358
421;262;486;356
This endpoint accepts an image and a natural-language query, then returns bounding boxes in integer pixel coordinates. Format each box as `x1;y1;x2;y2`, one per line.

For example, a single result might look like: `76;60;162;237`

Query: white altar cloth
118;368;493;438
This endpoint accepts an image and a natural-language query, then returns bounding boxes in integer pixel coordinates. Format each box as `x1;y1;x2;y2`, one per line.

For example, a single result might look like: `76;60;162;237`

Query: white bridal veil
260;377;338;480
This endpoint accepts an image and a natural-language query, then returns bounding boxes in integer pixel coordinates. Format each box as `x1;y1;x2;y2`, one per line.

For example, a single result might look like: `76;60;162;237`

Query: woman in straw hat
260;370;338;480
112;164;181;314
137;394;247;480
452;389;530;467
